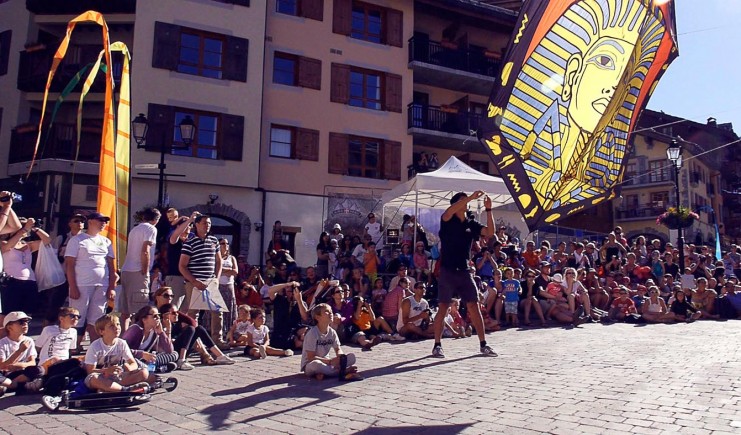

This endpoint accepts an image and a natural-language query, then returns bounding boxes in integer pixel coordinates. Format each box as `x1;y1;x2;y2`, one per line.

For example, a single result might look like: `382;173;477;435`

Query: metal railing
9;122;102;164
614;205;666;220
407;103;483;136
408;36;501;77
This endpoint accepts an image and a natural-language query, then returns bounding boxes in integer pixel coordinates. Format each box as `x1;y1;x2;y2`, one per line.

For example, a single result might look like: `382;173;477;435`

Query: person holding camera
1;218;52;316
268;281;310;351
396;282;435;339
0;192;22;327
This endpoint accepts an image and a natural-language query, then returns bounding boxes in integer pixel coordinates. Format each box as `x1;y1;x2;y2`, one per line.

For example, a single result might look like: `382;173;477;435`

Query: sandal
340;372;363;382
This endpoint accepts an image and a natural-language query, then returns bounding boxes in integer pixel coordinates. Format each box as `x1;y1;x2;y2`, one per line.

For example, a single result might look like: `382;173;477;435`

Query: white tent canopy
381;156;513;210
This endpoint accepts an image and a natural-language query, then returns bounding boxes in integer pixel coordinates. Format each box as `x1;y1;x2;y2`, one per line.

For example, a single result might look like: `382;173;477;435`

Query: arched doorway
180;203;252;258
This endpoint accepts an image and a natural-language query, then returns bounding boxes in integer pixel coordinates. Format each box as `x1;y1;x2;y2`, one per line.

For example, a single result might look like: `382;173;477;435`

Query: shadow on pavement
203;354;478;429
355;423;474;434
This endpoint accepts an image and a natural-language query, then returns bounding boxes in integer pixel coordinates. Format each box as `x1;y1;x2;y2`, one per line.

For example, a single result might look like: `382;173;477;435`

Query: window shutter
328;132;349;174
223;35;248;82
221;114;245;161
330;63;350;104
385;9;403;48
298;56;321;90
0;30;11;76
383;140;402;180
152;22;181;71
145;103;175;152
384;73;402;113
332;0;352;36
296;127;320;161
301;0;324;21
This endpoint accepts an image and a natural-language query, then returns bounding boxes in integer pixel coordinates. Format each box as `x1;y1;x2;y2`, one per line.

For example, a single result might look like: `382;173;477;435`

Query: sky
648;0;741;132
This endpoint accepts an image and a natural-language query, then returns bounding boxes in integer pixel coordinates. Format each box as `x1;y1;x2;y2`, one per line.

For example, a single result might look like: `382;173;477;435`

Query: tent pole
413;189;419;248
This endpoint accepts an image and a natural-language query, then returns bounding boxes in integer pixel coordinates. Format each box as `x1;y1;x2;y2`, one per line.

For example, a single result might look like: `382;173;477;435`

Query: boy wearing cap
0;312;43;395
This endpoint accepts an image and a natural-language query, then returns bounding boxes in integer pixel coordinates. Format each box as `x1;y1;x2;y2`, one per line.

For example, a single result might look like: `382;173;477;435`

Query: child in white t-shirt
227;304;252;347
243;308;293;359
301;303;361;381
83;314;149;393
0;312;41;395
36;307;80;370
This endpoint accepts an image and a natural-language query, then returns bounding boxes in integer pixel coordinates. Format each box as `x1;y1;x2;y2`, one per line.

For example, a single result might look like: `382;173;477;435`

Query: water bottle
147;351;157;373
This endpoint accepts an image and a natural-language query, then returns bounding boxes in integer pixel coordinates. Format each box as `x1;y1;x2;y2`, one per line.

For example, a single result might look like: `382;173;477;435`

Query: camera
0;192;16;202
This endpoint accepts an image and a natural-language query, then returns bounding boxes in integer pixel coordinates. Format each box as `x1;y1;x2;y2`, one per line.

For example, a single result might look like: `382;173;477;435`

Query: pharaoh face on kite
481;0;677;231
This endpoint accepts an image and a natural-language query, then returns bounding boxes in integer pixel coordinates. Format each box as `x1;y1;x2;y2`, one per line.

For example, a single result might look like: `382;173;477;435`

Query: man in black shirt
432;191;498;358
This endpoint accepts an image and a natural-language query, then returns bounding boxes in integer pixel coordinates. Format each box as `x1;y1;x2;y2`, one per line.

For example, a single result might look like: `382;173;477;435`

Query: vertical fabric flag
479;0;678;231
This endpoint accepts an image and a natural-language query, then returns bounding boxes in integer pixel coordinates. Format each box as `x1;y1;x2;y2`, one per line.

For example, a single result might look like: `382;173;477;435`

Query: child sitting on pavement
608;287;637;322
33;307;83;393
83;314;150;393
244;308;294;359
301;303;361;381
227;304;252;347
0;312;43;395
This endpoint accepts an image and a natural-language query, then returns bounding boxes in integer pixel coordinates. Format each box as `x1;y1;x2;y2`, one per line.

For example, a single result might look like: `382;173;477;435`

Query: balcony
408;36;500;95
17;44;123;93
614;204;667;221
10;122;102;164
621;172;674;188
26;0;136;15
407;103;484;152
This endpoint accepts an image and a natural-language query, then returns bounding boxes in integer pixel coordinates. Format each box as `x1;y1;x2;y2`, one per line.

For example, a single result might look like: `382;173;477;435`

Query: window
272;52;321;89
651;191;669;208
273;53;296;85
331;63;401;112
348;136;380;178
333;0;403;47
349;70;381;110
152;22;248;82
351;3;382;43
276;0;323;20
145;103;244;161
269;125;319;160
623;162;637;186
0;30;10;76
648;160;670;183
328;132;401;180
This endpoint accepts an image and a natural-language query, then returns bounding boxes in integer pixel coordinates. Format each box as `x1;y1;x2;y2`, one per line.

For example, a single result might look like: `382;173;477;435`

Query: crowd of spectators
2;192;741;396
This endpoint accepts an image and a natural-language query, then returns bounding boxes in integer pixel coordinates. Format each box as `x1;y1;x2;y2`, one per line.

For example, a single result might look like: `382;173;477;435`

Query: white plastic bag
35;244;66;291
188;279;228;312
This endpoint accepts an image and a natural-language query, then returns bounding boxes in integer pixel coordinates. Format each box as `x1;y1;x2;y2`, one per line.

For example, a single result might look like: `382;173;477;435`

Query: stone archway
625;227;668;245
180;203;252;257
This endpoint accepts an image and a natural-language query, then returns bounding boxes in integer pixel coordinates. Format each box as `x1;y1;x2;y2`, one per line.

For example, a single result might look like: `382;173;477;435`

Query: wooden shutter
332;0;352;36
220;114;245;161
0;30;11;76
145;103;175;151
385;8;403;48
223;35;248;82
330;63;350;104
152;22;181;71
383;140;402;180
296;127;320;161
384;73;402;113
298;56;321;90
328;132;349;174
301;0;324;21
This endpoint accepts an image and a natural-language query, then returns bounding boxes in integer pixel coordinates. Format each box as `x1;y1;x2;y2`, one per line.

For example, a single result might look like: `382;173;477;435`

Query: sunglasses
162;293;174;299
220;242;229;246
71;219;84;223
149;313;161;319
13;319;30;325
67;314;81;319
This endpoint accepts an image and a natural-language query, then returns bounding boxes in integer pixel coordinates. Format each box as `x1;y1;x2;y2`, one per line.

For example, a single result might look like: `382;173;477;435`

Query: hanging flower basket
656;207;698;230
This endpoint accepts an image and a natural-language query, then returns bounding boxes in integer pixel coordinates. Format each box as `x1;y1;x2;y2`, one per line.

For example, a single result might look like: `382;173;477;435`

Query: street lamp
666;139;685;272
132;113;196;208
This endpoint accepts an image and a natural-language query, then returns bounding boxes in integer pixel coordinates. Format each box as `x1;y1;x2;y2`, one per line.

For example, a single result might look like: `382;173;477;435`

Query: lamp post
666;139;685;272
132;113;196;208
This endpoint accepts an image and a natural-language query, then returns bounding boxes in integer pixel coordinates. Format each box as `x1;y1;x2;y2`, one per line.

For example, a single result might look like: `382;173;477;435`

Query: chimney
707;117;717;126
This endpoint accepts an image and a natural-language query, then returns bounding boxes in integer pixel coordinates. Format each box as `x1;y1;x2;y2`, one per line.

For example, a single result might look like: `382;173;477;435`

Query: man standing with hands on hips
432;191;498;358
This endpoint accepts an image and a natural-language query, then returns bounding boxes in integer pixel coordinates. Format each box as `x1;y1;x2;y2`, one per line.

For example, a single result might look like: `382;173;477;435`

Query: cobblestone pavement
1;320;740;434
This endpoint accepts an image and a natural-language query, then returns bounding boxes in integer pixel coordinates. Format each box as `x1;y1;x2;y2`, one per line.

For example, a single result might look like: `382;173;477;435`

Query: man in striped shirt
179;215;225;346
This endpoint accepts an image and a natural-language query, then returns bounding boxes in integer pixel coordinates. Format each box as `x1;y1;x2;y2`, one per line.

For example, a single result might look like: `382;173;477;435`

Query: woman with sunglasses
520;270;547;327
122;306;179;373
1;218;52;316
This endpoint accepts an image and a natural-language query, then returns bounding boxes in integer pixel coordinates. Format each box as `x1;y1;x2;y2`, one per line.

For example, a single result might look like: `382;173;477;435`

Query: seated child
244;308;294;359
227;304;252;347
370;278;387;315
34;307;84;393
0;312;42;395
448;299;470;337
301;303;361;381
83;314;150;393
608;287;637;321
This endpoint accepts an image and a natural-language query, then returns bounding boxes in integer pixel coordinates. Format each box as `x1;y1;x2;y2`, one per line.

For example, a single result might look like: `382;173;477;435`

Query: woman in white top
217;238;238;346
562;267;596;322
641;286;673;323
0;218;51;314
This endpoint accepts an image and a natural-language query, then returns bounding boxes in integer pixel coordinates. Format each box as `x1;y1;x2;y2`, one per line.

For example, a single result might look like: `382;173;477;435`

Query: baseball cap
69;213;87;222
87;212;110;222
333;223;342;230
539;261;551;267
3;311;32;328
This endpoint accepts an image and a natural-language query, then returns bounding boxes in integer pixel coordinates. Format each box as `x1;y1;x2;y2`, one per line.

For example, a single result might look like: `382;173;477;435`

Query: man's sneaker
41;394;61;411
432;345;445;358
124;382;150;394
24;378;44;393
0;385;7;398
480;345;498;357
283;349;294;357
258;344;267;359
177;360;195;371
390;333;406;341
158;362;178;373
378;333;392;341
215;355;236;365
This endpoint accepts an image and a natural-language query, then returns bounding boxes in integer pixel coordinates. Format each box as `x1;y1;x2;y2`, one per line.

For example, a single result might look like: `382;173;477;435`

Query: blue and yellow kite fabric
480;0;678;231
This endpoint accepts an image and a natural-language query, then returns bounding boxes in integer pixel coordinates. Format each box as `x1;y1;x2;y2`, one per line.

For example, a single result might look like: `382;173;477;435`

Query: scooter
41;376;178;412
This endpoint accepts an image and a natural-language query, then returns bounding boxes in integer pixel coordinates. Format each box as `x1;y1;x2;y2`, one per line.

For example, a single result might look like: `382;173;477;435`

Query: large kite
480;0;678;231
